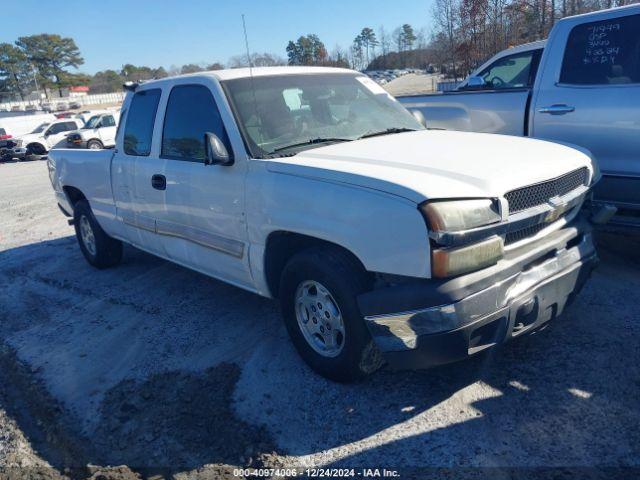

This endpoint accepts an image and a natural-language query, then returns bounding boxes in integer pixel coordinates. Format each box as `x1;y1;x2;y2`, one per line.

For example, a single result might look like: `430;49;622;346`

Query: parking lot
1;160;639;478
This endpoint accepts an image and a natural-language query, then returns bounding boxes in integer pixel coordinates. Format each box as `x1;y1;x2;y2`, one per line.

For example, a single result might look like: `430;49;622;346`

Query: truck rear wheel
87;139;103;150
73;200;123;269
279;246;383;382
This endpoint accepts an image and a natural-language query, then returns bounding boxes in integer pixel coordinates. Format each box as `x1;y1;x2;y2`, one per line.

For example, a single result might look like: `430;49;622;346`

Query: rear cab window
560;14;640;85
123;89;162;156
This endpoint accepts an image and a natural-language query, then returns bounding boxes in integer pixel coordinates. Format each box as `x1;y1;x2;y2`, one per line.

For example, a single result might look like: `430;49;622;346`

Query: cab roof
137;66;359;89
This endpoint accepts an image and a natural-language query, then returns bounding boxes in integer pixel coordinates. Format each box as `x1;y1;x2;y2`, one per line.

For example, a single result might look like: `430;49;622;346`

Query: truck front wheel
279;246;383;382
73;200;123;269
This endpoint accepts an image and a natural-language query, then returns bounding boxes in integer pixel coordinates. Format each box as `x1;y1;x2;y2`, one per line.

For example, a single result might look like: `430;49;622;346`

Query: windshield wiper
358;127;418;140
270;137;352;155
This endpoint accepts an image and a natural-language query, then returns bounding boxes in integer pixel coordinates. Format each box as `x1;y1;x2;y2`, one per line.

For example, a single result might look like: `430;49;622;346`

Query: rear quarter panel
48;149;119;234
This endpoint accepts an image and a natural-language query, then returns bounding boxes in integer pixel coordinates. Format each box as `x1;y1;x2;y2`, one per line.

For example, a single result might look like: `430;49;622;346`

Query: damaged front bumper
358;219;598;369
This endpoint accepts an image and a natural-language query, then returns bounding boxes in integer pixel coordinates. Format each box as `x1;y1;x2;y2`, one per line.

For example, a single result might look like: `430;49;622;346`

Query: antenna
242;14;253;73
242;13;261;151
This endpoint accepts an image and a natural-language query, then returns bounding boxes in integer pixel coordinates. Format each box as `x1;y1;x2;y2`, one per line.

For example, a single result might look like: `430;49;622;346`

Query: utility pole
31;64;42;103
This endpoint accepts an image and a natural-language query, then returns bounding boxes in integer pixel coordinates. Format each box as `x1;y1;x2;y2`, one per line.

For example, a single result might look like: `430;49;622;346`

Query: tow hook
591;203;617;225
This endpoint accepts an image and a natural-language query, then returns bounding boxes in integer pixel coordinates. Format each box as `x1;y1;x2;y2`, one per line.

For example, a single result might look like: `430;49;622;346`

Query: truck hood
266;130;595;203
16;133;44;144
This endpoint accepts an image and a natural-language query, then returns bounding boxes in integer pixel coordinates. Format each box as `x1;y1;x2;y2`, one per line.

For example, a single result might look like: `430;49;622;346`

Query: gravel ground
382;73;442;96
0;160;639;478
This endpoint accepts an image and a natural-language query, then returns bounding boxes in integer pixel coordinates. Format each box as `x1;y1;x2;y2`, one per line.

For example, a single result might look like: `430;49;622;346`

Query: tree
286;35;328;65
180;63;204;74
228;52;286;68
0;43;31;100
89;69;124;93
206;62;224;70
356;27;379;67
16;34;84;96
401;24;417;50
120;64;167;82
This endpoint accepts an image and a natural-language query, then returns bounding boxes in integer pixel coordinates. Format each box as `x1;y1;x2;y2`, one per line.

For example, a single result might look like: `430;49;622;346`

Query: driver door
44;121;77;148
438;49;542;135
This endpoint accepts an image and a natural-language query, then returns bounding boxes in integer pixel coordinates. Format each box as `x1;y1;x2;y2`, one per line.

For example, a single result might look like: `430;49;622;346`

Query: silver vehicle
398;4;640;230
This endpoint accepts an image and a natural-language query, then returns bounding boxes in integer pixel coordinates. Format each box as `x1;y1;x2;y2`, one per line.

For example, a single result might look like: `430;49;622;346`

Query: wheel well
26;142;46;152
63;186;86;210
264;231;368;298
87;138;103;145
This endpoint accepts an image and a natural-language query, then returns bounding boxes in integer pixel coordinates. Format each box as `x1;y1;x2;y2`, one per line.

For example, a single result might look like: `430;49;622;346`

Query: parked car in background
0;113;56;138
0;128;12;151
69;101;82;109
48;67;598;381
398;4;640;230
5;118;83;160
66;111;119;149
41;102;53;112
55;102;69;111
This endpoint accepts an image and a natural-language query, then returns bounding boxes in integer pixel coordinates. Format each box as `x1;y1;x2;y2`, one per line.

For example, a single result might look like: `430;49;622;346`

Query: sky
1;0;434;74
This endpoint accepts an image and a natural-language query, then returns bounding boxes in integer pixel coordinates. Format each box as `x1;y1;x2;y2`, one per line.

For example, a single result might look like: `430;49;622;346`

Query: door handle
151;174;166;191
538;104;575;115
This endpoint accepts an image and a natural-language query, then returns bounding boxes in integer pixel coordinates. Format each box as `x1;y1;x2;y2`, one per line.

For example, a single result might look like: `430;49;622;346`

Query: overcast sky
2;0;434;74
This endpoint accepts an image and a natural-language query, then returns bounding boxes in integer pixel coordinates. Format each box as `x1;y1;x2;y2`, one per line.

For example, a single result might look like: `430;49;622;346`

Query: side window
560;14;640;85
124;89;161;156
102;115;116;127
161;84;230;162
476;51;536;90
47;123;64;135
63;121;78;131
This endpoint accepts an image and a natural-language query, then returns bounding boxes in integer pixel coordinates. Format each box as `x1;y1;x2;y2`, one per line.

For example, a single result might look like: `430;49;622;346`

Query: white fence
0;92;124;112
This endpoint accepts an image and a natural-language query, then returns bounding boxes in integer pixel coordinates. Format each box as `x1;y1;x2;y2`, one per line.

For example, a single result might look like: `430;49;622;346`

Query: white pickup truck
399;5;640;230
48;67;599;381
65;111;120;150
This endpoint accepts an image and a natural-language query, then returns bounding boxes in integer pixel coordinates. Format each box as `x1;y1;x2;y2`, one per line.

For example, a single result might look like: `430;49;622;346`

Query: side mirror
410;109;427;128
204;132;233;166
466;76;486;89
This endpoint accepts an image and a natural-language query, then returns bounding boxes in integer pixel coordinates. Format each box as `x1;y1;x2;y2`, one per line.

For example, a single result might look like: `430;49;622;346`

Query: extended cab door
154;79;252;288
111;87;166;254
532;9;640;221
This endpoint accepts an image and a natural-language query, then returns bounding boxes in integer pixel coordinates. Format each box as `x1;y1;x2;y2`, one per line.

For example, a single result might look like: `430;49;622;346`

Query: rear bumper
358;219;597;369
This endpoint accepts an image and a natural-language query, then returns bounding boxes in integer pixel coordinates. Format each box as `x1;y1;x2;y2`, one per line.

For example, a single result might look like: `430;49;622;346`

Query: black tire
87;139;103;150
280;245;383;382
73;199;123;269
26;143;46;156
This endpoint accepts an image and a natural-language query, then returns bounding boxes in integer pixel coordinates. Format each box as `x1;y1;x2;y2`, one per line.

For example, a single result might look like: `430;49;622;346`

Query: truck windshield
222;73;423;158
31;123;49;134
83;115;101;129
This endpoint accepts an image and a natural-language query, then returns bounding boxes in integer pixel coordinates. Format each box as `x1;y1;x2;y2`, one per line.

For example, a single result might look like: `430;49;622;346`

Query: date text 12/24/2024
233;468;400;477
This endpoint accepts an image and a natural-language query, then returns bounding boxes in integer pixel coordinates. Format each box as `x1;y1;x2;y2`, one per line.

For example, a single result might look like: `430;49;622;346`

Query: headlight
432;236;504;278
420;199;501;232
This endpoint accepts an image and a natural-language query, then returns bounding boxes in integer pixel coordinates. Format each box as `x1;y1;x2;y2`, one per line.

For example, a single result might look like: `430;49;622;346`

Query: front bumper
358;219;597;369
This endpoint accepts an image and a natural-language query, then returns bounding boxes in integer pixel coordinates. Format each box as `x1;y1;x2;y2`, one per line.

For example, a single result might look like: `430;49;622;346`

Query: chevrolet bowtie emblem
545;196;569;222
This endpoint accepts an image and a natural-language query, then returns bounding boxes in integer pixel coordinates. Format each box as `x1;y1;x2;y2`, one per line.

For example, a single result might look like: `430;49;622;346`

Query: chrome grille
505;168;588;214
504;212;570;245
